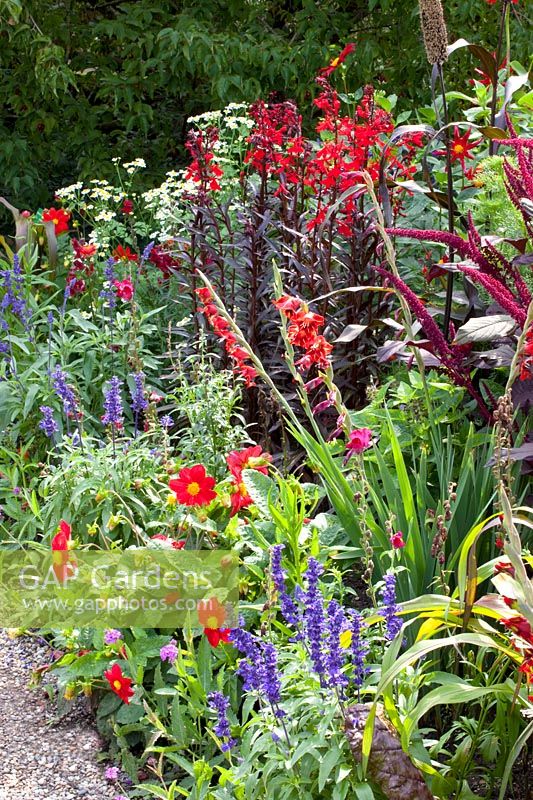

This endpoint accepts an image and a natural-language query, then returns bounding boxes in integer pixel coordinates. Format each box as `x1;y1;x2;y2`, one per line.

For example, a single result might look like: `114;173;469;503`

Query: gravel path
0;630;117;800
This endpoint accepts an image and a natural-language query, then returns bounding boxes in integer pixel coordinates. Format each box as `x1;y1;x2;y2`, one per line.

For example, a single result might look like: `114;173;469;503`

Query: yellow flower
340;629;352;649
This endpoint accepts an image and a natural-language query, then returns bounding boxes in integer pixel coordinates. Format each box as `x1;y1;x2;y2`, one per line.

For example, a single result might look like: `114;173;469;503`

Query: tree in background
0;0;529;215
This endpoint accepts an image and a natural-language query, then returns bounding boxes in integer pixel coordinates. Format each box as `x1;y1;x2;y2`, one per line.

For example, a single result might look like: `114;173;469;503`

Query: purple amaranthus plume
374;266;492;421
102;376;124;429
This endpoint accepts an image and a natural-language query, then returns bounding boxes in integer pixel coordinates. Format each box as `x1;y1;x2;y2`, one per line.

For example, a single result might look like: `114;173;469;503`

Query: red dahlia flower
229;481;254;516
226;445;272;481
104;663;135;704
169;464;217;507
112;245;138;262
204;627;231;647
42;207;70;235
197;597;227;629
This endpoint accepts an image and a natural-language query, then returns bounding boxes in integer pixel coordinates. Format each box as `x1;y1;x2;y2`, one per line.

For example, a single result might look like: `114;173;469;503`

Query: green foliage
1;0;530;215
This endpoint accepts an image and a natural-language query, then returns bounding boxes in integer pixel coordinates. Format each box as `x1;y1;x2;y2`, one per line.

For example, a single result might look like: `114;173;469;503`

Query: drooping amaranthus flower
104;663;135;704
39;406;58;439
102;376;124;430
380;572;403;642
270;544;299;627
168;464;217;507
207;691;238;752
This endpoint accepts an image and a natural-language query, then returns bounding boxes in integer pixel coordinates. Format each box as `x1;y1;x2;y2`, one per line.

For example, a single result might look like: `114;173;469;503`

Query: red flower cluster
66;239;98;296
196;287;258;386
104;663;135;704
226;445;272;516
273;294;332;372
502;615;533;645
169;464;217;507
185;128;224;196
518;324;533;381
42;207;70;235
244;99;301;177
149;244;181;280
121;199;134;215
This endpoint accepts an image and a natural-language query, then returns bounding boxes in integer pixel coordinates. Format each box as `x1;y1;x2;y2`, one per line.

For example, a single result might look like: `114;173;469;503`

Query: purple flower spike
380;572;403;642
39;406;58;439
303;558;326;680
270;545;299;627
208;691;238;752
102;376;124;429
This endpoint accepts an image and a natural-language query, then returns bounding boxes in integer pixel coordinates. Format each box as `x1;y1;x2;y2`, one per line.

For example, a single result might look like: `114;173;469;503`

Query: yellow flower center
206;615;218;628
330;57;340;67
52;218;59;224
453;144;464;155
187;482;201;496
113;680;122;690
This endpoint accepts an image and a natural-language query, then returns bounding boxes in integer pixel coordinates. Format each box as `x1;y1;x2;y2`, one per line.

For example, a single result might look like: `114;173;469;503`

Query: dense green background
0;0;529;217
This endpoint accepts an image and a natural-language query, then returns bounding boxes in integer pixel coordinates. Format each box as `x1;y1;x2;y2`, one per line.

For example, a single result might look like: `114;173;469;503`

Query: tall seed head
418;0;448;65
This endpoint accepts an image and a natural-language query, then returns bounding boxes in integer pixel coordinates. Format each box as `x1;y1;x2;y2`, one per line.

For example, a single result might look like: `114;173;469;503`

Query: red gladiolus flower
450;128;480;170
273;295;302;318
390;531;406;549
113;278;134;301
169;465;217;507
502;616;533;645
320;43;356;78
42;207;70;235
195;287;213;304
226;445;272;481
346;428;373;457
204;627;231;647
121;199;134;215
104;663;135;704
112;245;138;262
